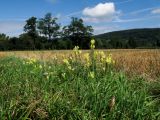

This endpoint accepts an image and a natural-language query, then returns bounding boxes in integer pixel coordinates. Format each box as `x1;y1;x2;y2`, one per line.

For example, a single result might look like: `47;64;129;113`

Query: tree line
0;13;160;50
0;13;93;50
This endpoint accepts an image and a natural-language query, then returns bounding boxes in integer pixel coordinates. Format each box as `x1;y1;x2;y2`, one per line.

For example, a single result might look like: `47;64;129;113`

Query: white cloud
82;2;119;23
83;2;116;18
0;21;25;36
151;8;160;14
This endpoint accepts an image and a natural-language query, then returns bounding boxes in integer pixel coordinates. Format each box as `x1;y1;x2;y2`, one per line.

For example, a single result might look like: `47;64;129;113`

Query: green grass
0;56;159;120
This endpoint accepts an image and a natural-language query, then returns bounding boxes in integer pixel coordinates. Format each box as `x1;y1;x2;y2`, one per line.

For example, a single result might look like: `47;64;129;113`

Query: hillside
95;28;160;49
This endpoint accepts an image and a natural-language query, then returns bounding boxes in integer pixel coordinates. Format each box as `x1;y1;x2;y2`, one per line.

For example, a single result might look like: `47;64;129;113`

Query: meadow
0;40;160;119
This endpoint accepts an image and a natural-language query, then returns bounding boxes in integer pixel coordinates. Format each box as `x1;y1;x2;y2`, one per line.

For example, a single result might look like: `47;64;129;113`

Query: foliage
0;41;159;119
95;28;160;49
62;17;93;48
38;13;60;40
0;13;160;50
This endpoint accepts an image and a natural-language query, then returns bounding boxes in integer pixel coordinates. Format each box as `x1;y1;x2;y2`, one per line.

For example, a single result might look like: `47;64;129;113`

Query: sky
0;0;160;36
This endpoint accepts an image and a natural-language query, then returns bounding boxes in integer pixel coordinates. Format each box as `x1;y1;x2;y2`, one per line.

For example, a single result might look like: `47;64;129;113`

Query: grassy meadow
0;41;160;119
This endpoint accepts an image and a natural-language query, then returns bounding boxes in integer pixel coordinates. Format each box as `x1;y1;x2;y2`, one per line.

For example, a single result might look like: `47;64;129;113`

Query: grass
0;50;160;119
1;49;160;78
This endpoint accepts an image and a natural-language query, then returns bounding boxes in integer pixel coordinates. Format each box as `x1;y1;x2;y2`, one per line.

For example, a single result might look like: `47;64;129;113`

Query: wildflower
84;53;90;61
53;56;57;60
43;72;49;76
103;67;106;71
63;59;70;65
39;65;42;69
94;51;98;58
73;46;81;55
90;44;95;49
68;65;72;70
46;75;49;80
99;51;105;58
62;73;66;79
106;57;112;64
112;60;115;64
48;66;51;69
90;39;95;49
91;39;95;45
84;53;90;67
88;71;95;79
23;61;26;65
79;50;82;54
106;54;112;64
30;58;37;63
43;72;49;80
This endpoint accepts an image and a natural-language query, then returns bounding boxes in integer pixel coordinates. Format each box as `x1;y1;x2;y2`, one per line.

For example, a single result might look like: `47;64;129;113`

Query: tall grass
0;43;160;119
1;49;160;78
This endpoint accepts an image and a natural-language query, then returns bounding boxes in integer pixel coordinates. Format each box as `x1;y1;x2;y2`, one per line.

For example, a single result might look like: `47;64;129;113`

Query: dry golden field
0;49;160;79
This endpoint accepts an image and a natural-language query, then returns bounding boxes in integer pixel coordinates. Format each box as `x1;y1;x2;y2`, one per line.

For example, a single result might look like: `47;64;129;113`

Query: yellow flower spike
79;50;82;54
48;66;51;69
91;39;95;45
63;59;70;65
103;67;106;71
84;53;89;60
46;75;49;80
106;53;114;65
62;73;66;79
73;46;81;55
68;65;72;70
112;60;115;64
90;39;96;49
39;65;42;69
106;56;112;64
90;44;95;49
88;71;95;79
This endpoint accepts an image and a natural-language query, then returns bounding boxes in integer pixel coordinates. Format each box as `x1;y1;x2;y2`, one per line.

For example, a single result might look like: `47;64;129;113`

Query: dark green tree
38;13;60;40
62;17;93;48
0;33;9;41
24;16;38;49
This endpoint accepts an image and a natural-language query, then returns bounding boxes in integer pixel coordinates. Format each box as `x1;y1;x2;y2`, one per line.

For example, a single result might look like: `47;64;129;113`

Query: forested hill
95;28;160;49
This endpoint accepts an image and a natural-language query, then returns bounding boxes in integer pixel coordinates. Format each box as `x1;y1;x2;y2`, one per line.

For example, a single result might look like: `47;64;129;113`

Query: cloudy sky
0;0;160;36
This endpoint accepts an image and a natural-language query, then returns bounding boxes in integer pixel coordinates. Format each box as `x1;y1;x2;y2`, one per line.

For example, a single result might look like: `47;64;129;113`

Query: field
0;47;160;119
1;49;160;78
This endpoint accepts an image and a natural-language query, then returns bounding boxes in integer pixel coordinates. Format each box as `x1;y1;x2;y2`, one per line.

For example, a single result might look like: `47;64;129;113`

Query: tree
24;16;38;49
38;13;60;40
0;33;9;41
62;17;93;48
128;38;137;48
0;33;9;50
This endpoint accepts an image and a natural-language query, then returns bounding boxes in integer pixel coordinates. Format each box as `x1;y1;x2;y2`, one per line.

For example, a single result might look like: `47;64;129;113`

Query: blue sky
0;0;160;36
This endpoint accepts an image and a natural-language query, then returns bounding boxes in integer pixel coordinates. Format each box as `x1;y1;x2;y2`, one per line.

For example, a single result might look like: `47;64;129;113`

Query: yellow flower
90;39;96;49
39;65;42;69
91;39;95;45
90;44;95;49
73;46;81;55
88;71;95;79
48;66;51;69
112;60;115;64
46;75;49;80
79;50;82;54
63;59;70;65
103;67;106;71
84;53;90;61
106;54;113;64
106;56;112;64
62;73;66;79
68;65;72;70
